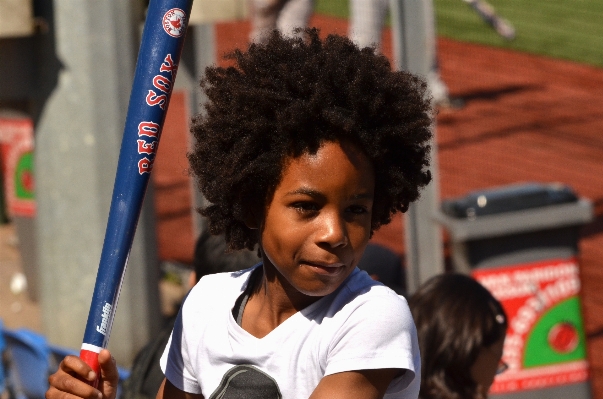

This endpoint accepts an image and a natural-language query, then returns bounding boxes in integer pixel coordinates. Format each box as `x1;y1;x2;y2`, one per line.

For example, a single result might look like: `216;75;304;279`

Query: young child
408;273;508;399
47;28;433;399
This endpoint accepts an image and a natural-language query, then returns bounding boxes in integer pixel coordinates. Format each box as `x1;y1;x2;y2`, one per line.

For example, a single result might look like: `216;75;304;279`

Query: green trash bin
436;182;594;399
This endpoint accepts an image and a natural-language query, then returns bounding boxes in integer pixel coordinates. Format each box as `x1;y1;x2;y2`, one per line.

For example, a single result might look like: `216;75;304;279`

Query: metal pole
190;23;216;235
389;0;444;294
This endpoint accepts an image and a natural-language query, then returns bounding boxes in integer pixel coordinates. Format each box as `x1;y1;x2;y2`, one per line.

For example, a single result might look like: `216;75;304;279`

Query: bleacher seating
0;320;129;399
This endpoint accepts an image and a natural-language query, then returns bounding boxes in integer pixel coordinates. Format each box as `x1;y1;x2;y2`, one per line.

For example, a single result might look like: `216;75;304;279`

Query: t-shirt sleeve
324;291;420;396
159;299;203;394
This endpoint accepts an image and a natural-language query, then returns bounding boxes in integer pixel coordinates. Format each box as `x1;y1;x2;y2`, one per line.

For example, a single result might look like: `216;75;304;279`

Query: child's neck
240;263;322;339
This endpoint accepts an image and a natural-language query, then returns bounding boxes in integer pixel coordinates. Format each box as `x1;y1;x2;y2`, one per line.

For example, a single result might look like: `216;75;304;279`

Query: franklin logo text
96;302;112;335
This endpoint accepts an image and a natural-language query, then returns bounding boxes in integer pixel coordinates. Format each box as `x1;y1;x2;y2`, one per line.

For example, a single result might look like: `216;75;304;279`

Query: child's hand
47;349;120;399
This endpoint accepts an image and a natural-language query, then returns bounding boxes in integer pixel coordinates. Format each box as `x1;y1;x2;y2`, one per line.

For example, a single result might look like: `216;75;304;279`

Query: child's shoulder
186;264;261;305
326;268;411;319
344;268;406;301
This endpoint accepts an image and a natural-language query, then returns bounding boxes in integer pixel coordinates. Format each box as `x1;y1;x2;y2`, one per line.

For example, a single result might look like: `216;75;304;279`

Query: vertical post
190;23;216;235
35;0;160;366
191;23;215;115
389;0;444;293
186;0;247;236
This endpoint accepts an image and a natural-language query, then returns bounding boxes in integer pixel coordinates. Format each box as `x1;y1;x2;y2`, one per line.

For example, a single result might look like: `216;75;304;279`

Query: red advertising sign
472;258;589;393
0;117;35;217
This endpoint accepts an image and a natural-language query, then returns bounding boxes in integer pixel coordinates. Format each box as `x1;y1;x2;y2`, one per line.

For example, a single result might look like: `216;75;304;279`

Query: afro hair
188;28;433;251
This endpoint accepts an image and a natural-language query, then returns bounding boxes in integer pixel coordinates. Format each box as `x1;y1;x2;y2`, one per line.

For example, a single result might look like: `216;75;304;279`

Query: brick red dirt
153;14;603;397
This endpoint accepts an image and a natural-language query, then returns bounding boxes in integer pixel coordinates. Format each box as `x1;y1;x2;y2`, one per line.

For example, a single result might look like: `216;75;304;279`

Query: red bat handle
80;349;101;388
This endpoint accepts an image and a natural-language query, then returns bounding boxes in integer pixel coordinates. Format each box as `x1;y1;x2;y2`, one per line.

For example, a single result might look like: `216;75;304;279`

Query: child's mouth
305;262;345;275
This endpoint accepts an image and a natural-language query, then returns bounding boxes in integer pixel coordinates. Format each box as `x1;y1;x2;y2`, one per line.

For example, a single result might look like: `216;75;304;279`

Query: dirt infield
153;14;603;397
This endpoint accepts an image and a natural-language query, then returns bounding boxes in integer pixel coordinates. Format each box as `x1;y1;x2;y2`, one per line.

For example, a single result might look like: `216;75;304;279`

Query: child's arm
47;349;119;399
310;368;403;399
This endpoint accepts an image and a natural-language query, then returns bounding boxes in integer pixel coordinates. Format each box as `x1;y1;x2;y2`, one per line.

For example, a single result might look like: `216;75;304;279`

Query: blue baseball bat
79;0;193;386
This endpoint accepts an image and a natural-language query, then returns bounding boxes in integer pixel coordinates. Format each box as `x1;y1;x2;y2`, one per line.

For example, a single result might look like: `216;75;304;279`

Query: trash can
436;182;594;399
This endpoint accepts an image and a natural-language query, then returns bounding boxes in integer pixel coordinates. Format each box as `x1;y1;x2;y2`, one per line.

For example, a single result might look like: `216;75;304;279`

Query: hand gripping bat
79;0;193;387
463;0;516;40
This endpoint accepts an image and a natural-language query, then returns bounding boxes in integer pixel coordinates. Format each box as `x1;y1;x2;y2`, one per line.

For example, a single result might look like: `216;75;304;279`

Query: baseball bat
463;0;515;40
79;0;193;387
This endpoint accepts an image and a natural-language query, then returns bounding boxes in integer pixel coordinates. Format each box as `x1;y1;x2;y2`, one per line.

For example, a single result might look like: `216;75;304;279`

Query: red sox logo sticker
139;53;178;174
162;8;187;38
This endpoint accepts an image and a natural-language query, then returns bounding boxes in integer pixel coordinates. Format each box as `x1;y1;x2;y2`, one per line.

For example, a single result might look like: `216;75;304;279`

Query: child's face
260;140;374;297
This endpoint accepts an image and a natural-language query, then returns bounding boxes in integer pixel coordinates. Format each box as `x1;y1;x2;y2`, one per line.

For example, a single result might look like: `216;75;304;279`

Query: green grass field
315;0;603;67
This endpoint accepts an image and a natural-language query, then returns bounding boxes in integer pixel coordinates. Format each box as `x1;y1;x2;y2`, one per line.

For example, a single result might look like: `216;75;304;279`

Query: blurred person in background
357;243;407;297
408;273;508;399
248;0;315;44
348;0;463;109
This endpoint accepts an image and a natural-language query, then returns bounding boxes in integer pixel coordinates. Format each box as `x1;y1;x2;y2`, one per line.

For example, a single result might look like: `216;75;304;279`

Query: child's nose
317;211;348;248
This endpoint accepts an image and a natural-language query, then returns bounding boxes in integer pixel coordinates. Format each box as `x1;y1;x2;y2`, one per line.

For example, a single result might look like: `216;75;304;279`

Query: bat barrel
80;0;193;384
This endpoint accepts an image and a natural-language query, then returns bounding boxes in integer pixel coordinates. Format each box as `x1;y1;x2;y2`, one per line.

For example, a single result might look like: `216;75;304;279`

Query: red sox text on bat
138;54;178;174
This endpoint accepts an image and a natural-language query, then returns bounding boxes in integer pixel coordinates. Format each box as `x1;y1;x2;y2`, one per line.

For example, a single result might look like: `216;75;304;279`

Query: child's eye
292;202;319;213
347;205;369;215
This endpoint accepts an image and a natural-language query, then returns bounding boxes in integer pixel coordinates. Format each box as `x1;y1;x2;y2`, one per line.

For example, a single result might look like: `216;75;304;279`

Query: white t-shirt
160;265;420;399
